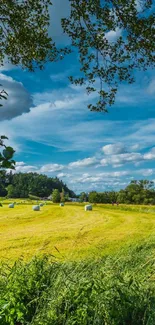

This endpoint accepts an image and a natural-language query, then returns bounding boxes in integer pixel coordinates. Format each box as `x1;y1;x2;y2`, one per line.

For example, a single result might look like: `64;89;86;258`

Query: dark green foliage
1;172;75;199
52;189;61;203
79;192;88;202
89;191;117;204
88;180;155;205
0;239;155;324
1;0;155;112
0;0;70;106
0;136;15;171
0;0;69;73
62;0;155;112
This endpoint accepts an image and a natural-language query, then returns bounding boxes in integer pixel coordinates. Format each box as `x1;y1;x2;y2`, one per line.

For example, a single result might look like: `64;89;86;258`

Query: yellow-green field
0;202;155;261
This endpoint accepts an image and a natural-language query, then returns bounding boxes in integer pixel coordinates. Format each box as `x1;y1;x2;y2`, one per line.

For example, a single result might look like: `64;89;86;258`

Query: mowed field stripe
0;203;155;261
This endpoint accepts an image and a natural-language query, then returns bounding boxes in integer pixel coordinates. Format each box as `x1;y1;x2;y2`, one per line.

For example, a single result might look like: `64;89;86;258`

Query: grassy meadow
0;201;155;261
1;201;155;324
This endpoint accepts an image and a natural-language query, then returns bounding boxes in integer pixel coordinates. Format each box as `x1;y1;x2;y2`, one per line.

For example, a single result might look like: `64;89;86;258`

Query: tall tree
79;192;88;202
52;189;61;203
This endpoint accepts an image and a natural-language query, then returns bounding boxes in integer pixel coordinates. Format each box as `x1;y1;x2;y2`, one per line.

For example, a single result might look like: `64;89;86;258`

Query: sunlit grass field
0;200;155;262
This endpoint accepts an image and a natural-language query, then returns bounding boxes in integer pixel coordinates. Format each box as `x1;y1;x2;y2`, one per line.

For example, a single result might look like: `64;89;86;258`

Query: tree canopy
62;0;155;111
88;180;155;205
52;189;61;203
0;171;75;198
0;0;155;112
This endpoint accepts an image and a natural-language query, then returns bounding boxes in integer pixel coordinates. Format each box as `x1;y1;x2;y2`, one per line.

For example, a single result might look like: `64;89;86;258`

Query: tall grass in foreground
0;237;155;325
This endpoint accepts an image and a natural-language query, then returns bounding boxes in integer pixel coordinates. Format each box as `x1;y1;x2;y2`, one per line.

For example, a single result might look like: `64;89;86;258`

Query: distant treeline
80;180;155;205
0;171;75;198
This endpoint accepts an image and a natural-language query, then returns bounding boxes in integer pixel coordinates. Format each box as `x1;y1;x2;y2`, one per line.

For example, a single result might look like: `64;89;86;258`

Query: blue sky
0;0;155;194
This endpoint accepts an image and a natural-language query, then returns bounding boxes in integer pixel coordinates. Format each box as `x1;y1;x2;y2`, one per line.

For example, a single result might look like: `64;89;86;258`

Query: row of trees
0;171;75;199
80;180;155;205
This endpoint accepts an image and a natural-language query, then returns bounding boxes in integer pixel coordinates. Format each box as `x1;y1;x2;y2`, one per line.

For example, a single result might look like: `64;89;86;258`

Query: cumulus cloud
16;162;26;167
40;163;64;173
102;143;126;155
100;152;143;168
14;161;37;173
105;28;122;42
69;157;98;168
8;162;65;175
57;172;70;178
0;73;33;120
100;144;155;169
70;171;129;184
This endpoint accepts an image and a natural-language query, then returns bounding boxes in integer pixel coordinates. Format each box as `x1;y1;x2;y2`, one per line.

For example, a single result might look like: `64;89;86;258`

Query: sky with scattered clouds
0;0;155;194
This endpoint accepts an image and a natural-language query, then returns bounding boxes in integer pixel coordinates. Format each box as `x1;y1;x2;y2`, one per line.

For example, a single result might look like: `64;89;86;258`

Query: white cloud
138;169;154;177
15;165;37;173
57;172;70;178
0;87;118;154
102;143;126;155
124;119;155;149
130;144;140;151
1;74;154;156
100;144;155;169
100;152;143;168
0;58;17;72
40;163;64;173
0;71;155;182
16;161;26;167
70;171;129;184
69;157;97;168
144;147;155;160
13;161;37;173
0;73;33;120
105;28;122;42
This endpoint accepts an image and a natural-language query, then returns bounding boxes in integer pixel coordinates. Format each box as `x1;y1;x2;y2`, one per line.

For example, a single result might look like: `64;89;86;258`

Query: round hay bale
60;203;64;207
32;205;40;211
9;203;14;208
0;203;3;207
85;204;92;211
40;203;44;207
